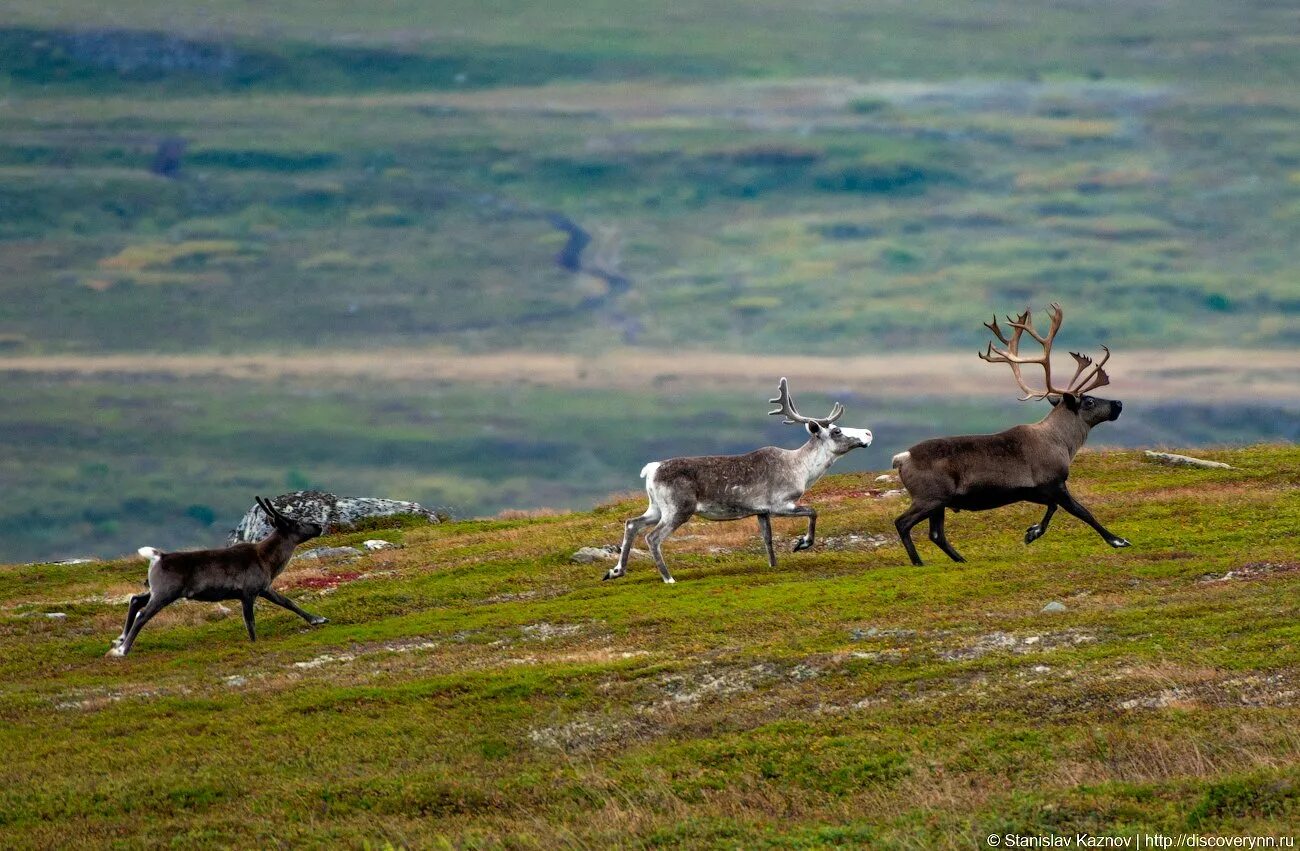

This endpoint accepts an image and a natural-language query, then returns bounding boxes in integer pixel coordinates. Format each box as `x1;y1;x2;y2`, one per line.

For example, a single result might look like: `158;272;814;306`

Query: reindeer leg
241;595;257;641
606;504;660;581
1056;484;1130;548
645;505;692;584
110;592;178;656
894;501;939;566
1025;503;1057;545
112;591;151;649
772;504;817;551
260;588;328;625
927;508;966;563
757;514;777;567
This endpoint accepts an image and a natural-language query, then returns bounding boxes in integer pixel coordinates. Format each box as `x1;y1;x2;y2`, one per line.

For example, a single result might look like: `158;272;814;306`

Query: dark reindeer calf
109;497;328;656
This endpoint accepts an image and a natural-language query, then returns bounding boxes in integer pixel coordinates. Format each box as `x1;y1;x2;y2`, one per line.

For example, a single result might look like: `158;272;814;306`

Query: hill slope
2;445;1299;846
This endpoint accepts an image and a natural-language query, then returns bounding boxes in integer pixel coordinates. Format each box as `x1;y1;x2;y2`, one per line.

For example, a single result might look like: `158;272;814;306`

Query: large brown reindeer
891;304;1129;565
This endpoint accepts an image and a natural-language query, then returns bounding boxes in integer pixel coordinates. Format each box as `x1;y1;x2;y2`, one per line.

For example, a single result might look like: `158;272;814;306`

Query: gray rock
571;545;647;563
45;612;68;620
228;490;439;544
362;539;400;551
26;558;98;566
293;546;363;562
571;546;617;563
1143;451;1232;470
1041;601;1068;613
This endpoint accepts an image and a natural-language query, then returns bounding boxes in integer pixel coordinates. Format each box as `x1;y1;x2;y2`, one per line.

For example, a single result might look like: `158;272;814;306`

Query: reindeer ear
1061;393;1081;412
806;421;822;435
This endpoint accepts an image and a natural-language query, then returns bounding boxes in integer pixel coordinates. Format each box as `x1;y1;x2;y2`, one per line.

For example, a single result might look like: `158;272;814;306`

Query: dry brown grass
2;346;1296;402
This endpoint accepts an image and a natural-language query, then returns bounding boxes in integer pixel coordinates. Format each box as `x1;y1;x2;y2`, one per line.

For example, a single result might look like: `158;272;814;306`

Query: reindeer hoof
602;570;624;581
1109;537;1131;548
792;537;813;552
105;646;125;658
310;616;329;625
1025;525;1043;545
662;577;676;584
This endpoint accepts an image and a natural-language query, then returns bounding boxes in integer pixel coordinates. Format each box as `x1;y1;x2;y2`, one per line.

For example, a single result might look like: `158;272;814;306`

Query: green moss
1;447;1298;845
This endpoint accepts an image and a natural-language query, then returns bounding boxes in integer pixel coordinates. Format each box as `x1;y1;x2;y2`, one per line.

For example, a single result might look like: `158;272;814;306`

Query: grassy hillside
2;445;1298;847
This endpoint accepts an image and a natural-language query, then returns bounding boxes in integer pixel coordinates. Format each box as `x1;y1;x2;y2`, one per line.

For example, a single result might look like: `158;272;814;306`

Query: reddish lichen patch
288;571;363;591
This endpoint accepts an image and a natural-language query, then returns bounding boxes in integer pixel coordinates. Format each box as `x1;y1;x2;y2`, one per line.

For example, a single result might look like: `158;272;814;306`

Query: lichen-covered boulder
1143;451;1232;470
293;546;364;561
227;490;439;544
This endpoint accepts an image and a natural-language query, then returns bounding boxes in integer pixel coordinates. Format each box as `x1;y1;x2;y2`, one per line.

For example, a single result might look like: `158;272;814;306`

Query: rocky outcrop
571;545;648;563
227;491;438;544
1143;451;1232;470
292;546;364;562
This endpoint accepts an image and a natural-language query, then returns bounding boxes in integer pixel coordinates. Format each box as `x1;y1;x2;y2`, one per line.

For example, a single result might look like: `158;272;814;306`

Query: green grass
1;445;1298;846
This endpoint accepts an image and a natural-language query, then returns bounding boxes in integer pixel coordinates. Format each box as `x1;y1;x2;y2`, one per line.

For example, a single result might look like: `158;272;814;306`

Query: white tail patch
891;451;911;469
137;546;162;567
640;461;661;481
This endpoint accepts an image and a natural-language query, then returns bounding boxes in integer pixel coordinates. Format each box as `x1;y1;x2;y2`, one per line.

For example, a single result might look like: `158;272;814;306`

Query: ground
2;445;1298;847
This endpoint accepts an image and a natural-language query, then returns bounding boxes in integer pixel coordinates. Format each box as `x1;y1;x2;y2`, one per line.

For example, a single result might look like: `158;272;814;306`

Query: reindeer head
1048;392;1122;426
769;377;873;454
979;303;1122;428
255;496;324;545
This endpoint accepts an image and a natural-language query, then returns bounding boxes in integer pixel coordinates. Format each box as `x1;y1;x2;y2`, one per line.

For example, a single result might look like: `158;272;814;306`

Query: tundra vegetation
2;445;1298;846
1;0;1299;559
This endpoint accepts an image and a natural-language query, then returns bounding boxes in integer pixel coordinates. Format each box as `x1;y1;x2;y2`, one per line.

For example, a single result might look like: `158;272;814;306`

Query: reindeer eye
831;427;841;436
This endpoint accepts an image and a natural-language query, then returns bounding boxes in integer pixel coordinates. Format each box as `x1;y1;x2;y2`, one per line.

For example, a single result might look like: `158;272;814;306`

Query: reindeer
603;378;872;583
891;303;1129;566
108;497;328;656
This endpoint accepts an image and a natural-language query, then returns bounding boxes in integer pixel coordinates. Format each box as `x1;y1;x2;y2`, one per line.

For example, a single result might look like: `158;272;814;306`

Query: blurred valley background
1;0;1297;561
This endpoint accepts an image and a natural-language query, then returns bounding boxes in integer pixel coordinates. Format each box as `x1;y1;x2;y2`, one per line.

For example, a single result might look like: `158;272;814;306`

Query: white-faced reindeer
108;497;328;656
603;378;872;583
892;304;1129;566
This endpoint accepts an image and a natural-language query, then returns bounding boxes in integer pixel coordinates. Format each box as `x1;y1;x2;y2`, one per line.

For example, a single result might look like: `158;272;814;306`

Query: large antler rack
768;377;844;427
978;303;1110;400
